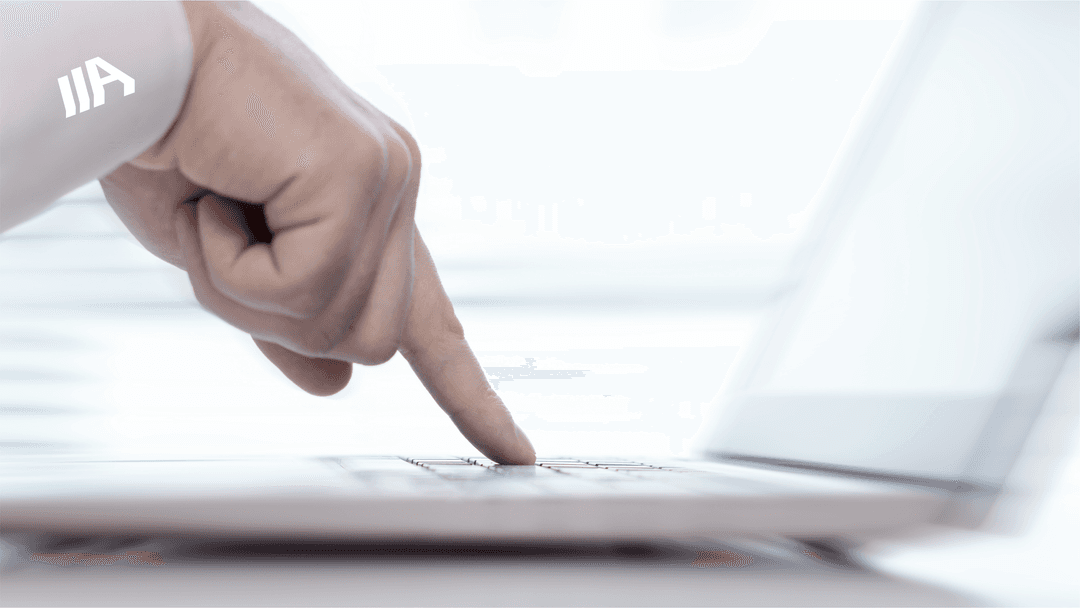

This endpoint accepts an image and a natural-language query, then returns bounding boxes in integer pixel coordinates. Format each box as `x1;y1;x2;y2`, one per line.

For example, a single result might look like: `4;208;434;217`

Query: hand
99;1;535;464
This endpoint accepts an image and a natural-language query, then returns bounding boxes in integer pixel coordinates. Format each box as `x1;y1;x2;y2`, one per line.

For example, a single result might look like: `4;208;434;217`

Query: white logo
57;57;134;118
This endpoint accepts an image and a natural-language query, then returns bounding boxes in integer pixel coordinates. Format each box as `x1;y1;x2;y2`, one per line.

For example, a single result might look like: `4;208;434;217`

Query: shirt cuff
1;1;193;231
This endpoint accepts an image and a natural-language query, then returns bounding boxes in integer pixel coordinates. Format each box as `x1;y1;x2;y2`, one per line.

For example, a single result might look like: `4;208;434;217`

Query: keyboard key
410;458;471;466
336;457;432;475
490;465;566;478
426;466;496;479
546;467;625;480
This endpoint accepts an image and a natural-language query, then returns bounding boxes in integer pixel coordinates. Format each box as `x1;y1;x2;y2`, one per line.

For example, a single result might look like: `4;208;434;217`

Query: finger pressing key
398;229;536;465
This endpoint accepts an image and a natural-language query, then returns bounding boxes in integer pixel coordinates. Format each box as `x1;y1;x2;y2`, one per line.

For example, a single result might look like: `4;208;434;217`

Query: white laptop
1;1;1077;547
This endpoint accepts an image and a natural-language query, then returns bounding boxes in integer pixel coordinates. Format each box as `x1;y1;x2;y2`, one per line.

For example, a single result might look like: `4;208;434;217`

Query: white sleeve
0;1;193;231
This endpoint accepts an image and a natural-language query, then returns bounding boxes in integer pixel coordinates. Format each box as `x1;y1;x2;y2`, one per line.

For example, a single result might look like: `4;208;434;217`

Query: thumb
253;337;353;397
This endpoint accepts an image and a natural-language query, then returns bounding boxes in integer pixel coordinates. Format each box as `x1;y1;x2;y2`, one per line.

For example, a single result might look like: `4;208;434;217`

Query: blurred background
0;0;913;461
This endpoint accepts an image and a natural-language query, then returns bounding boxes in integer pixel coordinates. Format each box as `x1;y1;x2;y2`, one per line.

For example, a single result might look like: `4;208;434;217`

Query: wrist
179;1;221;74
130;1;224;170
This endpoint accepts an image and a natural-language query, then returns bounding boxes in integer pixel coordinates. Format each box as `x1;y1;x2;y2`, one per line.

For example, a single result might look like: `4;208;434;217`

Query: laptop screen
706;2;1079;483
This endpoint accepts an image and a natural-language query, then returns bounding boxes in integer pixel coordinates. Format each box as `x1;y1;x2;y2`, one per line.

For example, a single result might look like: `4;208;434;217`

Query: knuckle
407;310;465;359
398;129;420;170
372;133;392;173
347;135;389;200
432;303;466;340
400;131;421;180
441;312;465;341
385;136;413;187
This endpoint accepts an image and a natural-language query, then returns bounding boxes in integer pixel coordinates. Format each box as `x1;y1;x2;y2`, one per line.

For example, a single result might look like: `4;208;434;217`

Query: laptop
1;1;1077;548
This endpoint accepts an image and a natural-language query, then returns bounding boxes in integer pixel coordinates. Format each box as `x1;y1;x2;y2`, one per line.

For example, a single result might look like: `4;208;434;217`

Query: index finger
397;229;536;465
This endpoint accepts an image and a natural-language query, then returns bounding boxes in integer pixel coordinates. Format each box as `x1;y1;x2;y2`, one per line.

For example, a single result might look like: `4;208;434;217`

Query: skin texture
98;1;535;465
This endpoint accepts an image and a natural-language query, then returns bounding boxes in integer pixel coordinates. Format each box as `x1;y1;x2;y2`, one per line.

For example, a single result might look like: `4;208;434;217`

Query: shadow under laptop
1;532;986;607
7;532;771;567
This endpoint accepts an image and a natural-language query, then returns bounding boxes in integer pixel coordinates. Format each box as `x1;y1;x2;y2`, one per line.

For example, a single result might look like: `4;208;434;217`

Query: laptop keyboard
411;457;702;474
322;455;785;497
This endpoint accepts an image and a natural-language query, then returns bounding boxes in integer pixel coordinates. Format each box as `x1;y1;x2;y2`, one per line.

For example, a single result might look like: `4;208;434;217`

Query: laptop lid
695;1;1079;521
